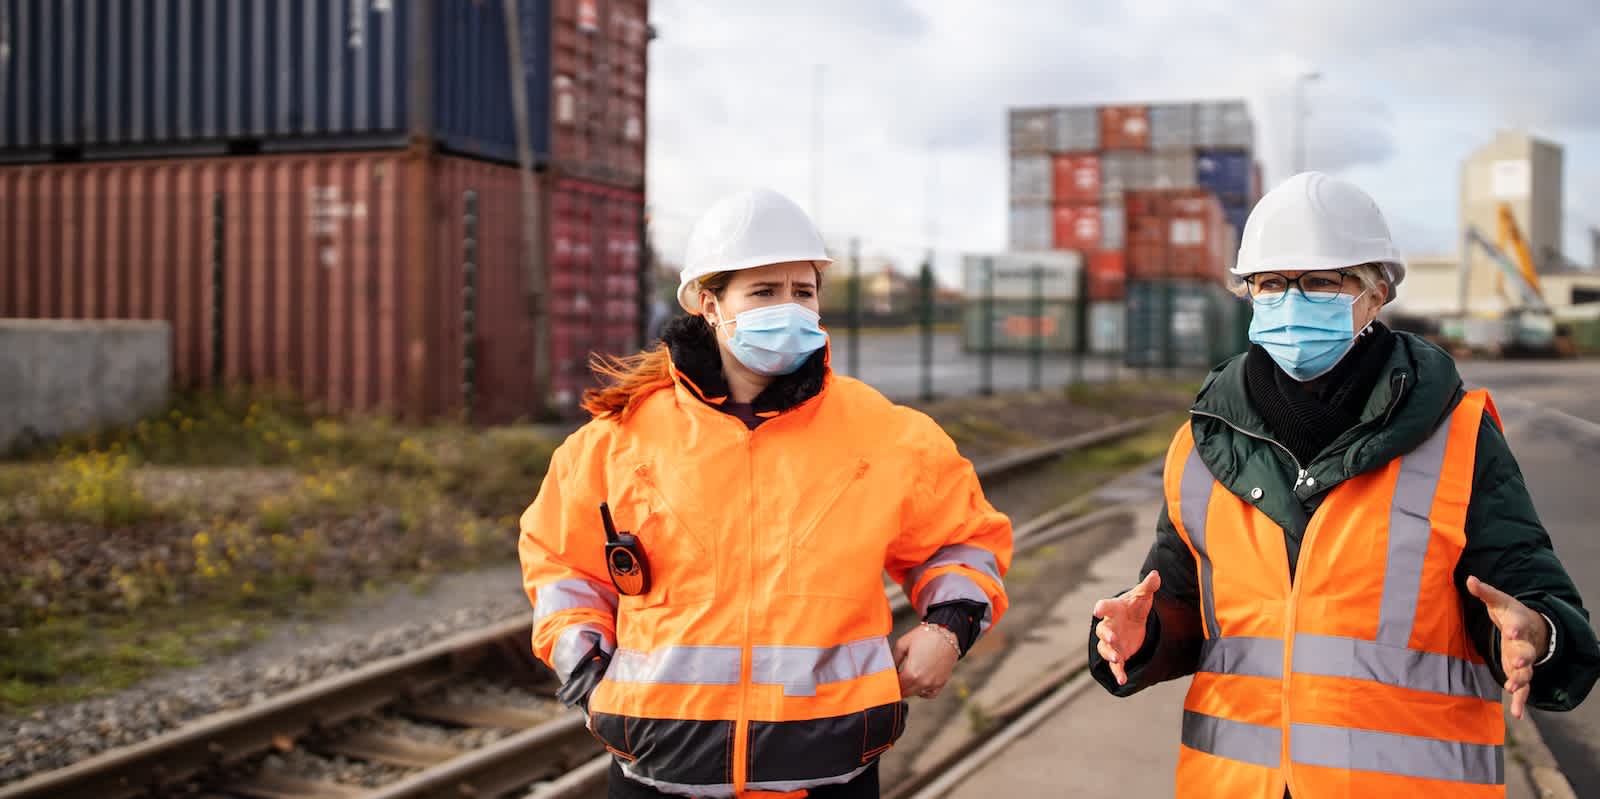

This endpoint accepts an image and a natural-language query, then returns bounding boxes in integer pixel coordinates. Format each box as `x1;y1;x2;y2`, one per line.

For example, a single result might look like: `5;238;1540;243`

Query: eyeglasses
1243;270;1361;306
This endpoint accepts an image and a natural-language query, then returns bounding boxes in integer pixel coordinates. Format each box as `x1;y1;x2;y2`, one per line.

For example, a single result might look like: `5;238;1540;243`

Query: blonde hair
1230;262;1392;300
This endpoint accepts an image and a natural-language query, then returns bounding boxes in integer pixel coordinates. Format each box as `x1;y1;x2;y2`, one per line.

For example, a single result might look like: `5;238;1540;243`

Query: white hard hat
1233;171;1406;303
677;188;833;313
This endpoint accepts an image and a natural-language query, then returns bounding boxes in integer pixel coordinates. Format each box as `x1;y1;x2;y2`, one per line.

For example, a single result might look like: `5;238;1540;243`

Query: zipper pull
1295;468;1307;488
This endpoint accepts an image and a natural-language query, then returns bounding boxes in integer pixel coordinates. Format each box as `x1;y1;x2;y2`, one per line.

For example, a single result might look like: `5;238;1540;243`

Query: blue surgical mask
1248;290;1366;381
712;302;828;376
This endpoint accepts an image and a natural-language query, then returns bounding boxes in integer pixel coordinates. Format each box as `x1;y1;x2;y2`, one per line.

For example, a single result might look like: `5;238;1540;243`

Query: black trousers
608;759;880;799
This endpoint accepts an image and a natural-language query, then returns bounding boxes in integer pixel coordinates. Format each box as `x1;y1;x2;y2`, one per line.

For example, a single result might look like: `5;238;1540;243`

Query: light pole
811;64;826;234
1294;71;1322;175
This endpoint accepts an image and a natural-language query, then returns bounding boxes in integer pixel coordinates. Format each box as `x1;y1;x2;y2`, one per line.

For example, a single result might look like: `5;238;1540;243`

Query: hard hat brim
676;254;835;314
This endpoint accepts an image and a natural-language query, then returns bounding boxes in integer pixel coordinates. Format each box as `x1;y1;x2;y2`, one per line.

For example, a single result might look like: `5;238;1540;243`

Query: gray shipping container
962;251;1082;301
1125;280;1245;369
1010;154;1052;202
1101;202;1126;250
1088;301;1126;355
1195;100;1255;150
962;300;1079;353
1101;151;1197;200
1010;109;1055;153
1149;103;1197;151
1051;106;1101;152
1009;203;1053;251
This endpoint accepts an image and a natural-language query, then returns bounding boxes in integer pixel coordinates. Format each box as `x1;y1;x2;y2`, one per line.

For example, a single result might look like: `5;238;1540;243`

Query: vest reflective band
1168;390;1505;799
605;637;896;697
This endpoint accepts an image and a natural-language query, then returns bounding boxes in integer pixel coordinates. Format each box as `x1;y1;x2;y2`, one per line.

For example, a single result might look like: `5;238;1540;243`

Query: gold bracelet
920;622;961;657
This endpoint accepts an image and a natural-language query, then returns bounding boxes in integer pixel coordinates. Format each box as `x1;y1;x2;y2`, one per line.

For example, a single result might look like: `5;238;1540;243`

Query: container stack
0;0;650;422
1005;100;1261;366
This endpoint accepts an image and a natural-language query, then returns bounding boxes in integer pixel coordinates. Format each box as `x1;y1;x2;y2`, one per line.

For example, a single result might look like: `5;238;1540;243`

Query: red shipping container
1087;250;1127;301
0;152;643;422
1052;205;1103;250
546;174;646;407
551;0;650;189
1051;154;1102;204
1123;189;1228;281
1100;106;1151;150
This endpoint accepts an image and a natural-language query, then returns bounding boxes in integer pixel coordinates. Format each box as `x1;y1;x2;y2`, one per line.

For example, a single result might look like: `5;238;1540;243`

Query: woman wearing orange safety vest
520;187;1012;798
1089;172;1598;798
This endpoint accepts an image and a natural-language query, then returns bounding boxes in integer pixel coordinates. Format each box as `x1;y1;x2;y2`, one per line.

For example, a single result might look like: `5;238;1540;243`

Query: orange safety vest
520;359;1012;797
1165;389;1505;799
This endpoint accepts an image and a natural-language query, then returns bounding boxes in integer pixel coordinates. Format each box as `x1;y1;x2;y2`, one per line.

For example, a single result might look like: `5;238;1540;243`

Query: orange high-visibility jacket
519;360;1012;797
1164;389;1505;799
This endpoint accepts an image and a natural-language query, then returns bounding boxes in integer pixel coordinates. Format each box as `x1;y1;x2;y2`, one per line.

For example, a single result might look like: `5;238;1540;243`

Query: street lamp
1294;71;1322;175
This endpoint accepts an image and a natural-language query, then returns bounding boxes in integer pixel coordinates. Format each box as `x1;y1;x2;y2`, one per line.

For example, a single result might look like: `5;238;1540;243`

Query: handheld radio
600;503;650;596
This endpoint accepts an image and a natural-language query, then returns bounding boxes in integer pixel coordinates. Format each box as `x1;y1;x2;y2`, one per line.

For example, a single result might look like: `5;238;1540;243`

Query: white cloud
645;2;1600;285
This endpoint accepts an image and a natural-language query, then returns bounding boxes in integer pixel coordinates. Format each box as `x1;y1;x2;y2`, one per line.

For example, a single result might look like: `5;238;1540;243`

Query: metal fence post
211;192;225;387
920;254;935;402
1073;259;1088;388
1030;263;1043;392
980;257;994;396
848;237;861;378
462;190;480;423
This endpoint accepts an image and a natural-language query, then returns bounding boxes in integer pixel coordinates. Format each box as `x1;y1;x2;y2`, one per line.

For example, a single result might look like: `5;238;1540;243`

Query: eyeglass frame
1241;269;1365;306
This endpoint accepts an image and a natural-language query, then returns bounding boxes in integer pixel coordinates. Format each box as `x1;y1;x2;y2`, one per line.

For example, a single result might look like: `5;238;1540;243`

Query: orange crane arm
1496;203;1544;295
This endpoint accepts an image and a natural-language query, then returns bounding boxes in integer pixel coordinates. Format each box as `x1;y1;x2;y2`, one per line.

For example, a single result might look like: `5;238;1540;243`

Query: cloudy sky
643;1;1600;287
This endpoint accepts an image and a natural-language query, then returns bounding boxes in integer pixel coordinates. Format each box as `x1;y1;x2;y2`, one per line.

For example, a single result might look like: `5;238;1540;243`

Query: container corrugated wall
1194;100;1253;150
546;174;644;406
1050;107;1099;153
1195;149;1253;206
1124;280;1243;368
1149;103;1196;152
1009;109;1054;153
1052;154;1100;204
962;300;1078;353
0;0;565;170
1099;106;1150;150
549;0;649;188
0;150;641;421
1009;204;1051;251
1010;155;1051;202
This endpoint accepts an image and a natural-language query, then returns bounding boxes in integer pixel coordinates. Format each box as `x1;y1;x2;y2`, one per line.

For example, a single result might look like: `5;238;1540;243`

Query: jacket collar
659;314;830;418
1189;331;1465;489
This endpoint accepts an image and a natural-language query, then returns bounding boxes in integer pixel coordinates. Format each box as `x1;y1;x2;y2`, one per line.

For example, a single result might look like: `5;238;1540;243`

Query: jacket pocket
861;701;909;761
617;464;716;609
785;458;883;600
588;711;637;762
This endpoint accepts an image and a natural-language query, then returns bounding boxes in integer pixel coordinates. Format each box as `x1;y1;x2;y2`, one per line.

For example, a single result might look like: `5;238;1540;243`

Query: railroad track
0;414;1167;799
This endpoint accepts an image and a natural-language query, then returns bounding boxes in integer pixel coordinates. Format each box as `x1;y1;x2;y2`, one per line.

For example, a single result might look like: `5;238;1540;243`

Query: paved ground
1458;359;1600;796
828;331;1132;401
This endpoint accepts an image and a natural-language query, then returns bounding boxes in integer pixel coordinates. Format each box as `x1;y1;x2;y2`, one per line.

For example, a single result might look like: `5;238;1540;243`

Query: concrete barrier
0;320;171;453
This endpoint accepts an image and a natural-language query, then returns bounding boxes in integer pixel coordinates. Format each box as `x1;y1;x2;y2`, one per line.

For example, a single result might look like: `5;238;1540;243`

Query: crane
1459;203;1555;355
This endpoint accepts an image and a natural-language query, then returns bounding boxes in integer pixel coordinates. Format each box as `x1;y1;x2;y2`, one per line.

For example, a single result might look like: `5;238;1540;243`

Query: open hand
1092;571;1161;686
1467;576;1550;719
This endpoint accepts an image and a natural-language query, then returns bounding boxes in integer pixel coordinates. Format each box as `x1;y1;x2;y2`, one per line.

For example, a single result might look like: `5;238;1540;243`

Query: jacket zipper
1189;409;1309;487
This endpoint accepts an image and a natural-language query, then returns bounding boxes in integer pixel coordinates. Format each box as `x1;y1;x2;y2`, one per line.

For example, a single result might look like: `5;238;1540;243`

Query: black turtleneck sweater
1243;322;1398;467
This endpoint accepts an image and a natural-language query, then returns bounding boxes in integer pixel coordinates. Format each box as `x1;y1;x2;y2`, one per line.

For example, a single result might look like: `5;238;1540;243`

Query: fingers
893;634;912;668
1509;681;1531;720
1467;576;1512;609
1130;570;1161;598
1110;657;1128;686
1092;598;1116;620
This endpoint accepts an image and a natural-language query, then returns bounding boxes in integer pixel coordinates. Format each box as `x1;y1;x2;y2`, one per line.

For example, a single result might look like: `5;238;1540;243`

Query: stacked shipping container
1006;98;1259;365
0;0;650;421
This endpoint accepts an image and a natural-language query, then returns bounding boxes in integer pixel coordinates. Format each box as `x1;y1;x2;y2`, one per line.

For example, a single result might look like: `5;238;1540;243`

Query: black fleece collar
659;315;829;416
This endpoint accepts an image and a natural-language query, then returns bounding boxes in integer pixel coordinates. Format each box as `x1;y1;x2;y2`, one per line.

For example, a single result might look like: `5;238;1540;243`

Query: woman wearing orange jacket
519;187;1012;799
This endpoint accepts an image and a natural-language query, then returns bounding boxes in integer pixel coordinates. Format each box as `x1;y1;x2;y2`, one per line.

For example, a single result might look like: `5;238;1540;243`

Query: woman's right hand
1092;571;1161;686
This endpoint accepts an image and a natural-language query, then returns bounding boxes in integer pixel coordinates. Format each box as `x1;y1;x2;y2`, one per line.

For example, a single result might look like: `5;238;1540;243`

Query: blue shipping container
0;0;552;165
1224;204;1251;243
1195;149;1252;205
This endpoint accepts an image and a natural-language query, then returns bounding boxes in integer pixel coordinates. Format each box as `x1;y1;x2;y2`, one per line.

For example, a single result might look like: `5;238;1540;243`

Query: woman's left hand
894;625;960;700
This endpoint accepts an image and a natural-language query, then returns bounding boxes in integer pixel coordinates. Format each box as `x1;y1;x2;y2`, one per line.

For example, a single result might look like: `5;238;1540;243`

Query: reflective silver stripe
915;572;994;634
1199;636;1284;679
608;646;742;686
1178;448;1220;640
551;622;615;683
1292;633;1501;701
752;637;895;697
904;544;1002;595
1290;723;1504;785
533;578;619;623
1378;416;1453;647
618;763;874;799
747;764;874;793
1181;710;1280;769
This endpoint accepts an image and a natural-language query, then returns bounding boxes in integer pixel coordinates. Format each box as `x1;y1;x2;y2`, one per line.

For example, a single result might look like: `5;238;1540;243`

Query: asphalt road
1458;359;1600;795
828;330;1134;401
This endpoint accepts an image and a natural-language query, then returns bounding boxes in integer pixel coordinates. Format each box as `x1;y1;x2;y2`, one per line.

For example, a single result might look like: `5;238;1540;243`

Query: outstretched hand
1092;571;1161;686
